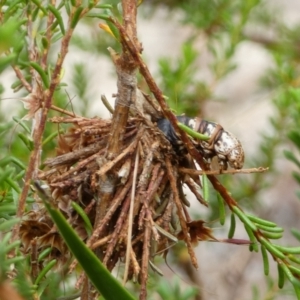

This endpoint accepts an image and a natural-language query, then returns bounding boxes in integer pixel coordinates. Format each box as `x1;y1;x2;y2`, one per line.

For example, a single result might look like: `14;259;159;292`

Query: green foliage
0;224;33;299
158;43;208;116
35;183;135;300
154;277;198;300
1;0;300;299
70;62;92;115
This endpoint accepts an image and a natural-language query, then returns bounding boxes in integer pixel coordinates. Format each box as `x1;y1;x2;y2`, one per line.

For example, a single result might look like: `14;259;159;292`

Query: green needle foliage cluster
1;0;300;299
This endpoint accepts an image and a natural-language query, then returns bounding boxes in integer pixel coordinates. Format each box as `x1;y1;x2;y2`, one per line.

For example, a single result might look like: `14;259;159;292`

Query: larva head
227;143;244;169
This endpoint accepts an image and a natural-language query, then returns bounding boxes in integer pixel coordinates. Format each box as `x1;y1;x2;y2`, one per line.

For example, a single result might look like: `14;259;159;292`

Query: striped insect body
157;116;244;170
213;130;244;169
196;118;244;169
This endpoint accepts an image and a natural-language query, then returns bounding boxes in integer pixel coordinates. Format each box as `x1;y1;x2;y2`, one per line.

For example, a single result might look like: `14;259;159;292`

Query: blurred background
1;0;300;299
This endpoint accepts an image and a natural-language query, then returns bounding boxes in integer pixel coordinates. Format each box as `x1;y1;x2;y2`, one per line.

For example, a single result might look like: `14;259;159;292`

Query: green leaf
259;237;285;260
289;265;300;277
29;62;49;88
95;4;113;9
0;19;20;53
232;206;257;232
34;259;57;285
48;4;65;35
154;223;178;243
0;218;20;231
177;122;209;141
106;20;120;40
0;54;16;73
4;177;21;193
0;165;14;180
247;214;277;228
71;201;93;236
202;174;209;203
35;183;135;300
277;263;285;289
262;231;283;240
287;130;300;150
228;213;236;238
292;171;300;185
256;224;284;233
293;284;300;300
90;13;111;21
217;192;225;225
38;247;52;262
42;130;63;146
291;228;300;242
288;255;300;264
0;203;17;215
52;32;64;44
18;133;34;151
261;245;269;276
284;150;300;169
31;0;48;16
12;116;31;134
2;0;23;21
71;6;84;29
244;224;258;252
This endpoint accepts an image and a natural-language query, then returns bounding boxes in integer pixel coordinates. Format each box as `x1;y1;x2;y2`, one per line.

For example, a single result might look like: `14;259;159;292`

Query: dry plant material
18;101;266;300
19;108;221;290
15;3;267;299
16;17;269;300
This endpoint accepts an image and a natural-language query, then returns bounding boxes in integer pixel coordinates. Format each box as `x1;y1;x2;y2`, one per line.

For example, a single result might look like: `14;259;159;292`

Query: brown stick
50;104;77;117
123;148;139;284
11;65;32;93
130;248;141;279
138;165;164;228
44;145;105;168
179;167;269;176
103;194;131;265
13;11;78;241
139;210;151;300
41;0;55;69
50;151;103;183
184;178;207;207
97;129;143;177
106;0;140;158
86;173;134;248
165;158;198;269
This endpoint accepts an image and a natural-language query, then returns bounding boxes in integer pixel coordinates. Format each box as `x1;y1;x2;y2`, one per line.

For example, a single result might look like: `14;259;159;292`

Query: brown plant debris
19;110;247;295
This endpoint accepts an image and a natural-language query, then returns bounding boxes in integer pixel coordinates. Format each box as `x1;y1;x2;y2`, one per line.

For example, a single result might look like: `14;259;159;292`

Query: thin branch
123;146;139;284
41;0;56;68
96;130;142;177
130;248;141;279
184;178;207;207
50;104;78;117
44;145;105;168
179;167;269;176
103;194;131;265
139;210;151;300
101;94;114;114
13;7;80;240
138;164;164;228
165;157;198;269
86;172;134;248
106;0;140;158
11;65;32;93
